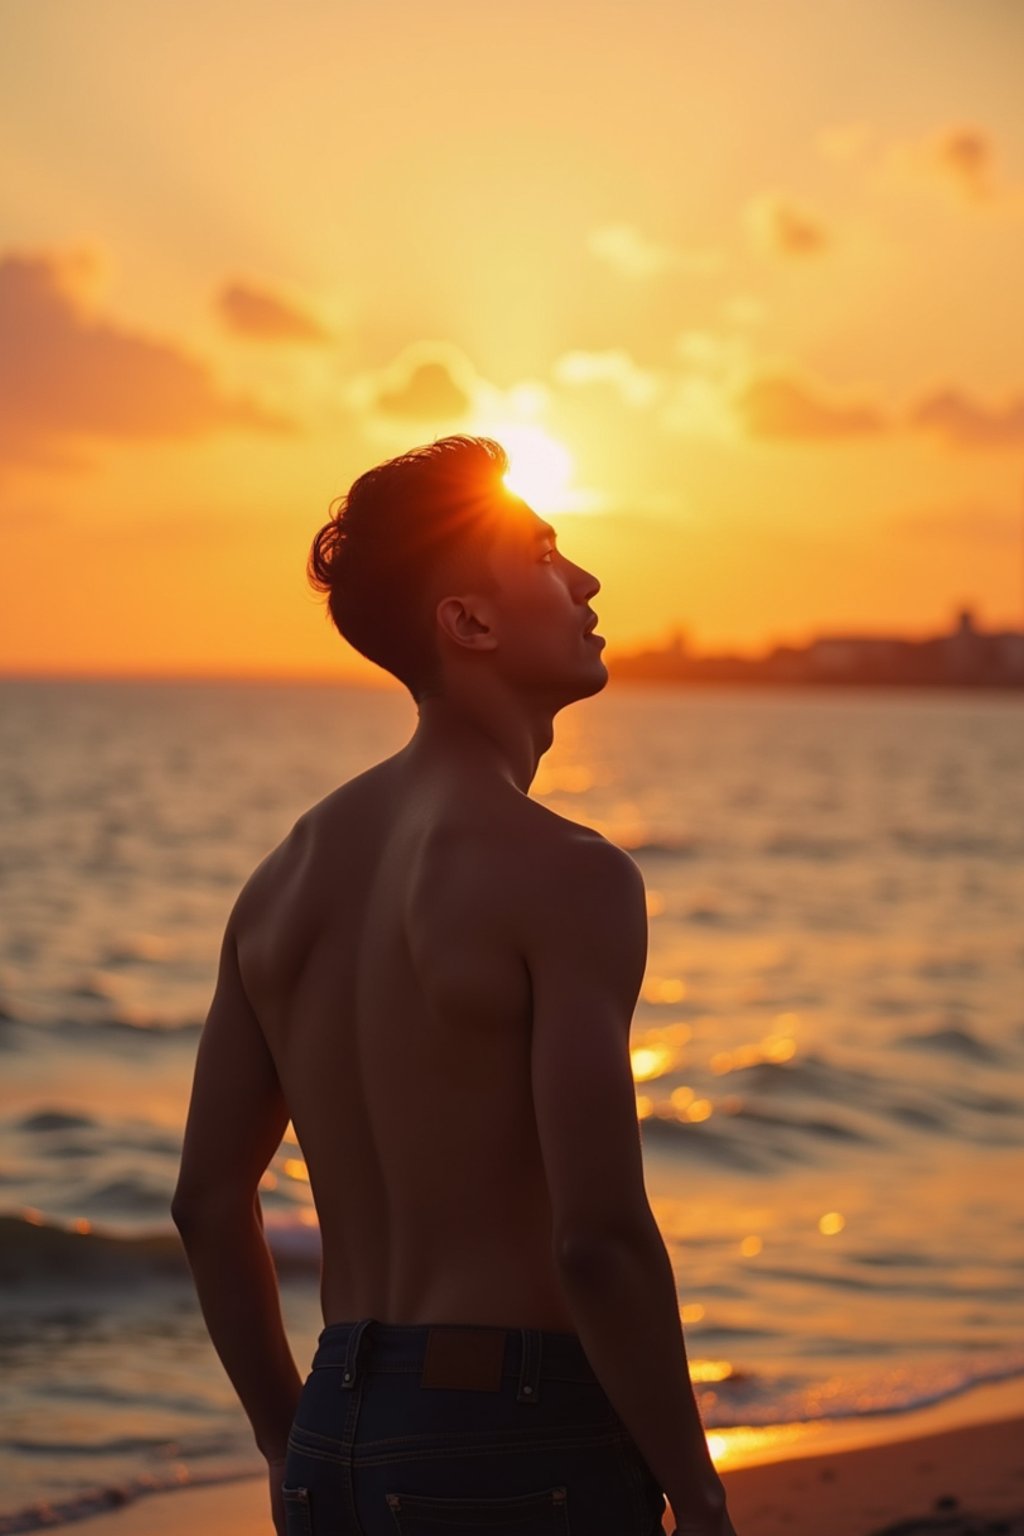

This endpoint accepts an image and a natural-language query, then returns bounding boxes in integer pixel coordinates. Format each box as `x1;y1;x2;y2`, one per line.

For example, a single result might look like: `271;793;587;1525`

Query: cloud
910;388;1024;447
932;126;995;203
745;195;829;257
217;279;330;342
552;349;662;408
735;373;886;439
0;247;292;471
347;342;474;424
587;223;721;279
886;124;1012;208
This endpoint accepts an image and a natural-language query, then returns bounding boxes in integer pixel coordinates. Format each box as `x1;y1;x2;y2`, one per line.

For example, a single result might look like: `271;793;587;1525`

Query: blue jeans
281;1318;667;1534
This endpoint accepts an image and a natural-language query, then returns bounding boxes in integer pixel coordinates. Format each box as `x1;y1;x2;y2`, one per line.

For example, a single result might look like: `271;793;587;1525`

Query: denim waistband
311;1318;600;1391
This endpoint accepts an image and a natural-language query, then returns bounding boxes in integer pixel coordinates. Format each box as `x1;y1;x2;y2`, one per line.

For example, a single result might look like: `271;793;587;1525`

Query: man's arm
521;832;736;1536
171;911;303;1466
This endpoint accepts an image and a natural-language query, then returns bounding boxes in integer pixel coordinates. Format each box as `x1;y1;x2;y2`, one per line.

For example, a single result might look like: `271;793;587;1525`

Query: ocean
1;677;1022;1530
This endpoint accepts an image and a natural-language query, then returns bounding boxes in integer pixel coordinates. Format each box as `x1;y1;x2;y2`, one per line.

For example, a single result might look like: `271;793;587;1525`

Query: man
172;435;737;1535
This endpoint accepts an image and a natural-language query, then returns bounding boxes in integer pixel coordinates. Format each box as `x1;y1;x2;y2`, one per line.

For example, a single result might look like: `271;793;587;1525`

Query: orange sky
2;0;1023;681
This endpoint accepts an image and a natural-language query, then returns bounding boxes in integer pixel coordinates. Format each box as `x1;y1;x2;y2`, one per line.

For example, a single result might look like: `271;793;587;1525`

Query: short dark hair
308;434;510;700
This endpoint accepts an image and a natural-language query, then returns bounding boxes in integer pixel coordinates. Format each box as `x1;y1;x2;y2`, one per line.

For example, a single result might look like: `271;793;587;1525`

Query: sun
481;422;577;513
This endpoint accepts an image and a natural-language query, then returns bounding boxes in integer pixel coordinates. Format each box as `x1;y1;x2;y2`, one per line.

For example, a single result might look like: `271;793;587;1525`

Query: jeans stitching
288;1430;634;1470
383;1485;570;1533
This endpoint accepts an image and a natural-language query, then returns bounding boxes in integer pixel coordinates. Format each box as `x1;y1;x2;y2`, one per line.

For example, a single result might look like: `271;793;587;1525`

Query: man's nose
570;561;600;601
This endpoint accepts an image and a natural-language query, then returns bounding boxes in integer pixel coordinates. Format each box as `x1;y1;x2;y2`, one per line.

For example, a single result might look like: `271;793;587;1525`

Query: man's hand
268;1455;288;1535
669;1476;740;1536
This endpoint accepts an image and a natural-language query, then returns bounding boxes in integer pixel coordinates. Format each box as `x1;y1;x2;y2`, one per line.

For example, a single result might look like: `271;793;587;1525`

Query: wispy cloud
735;373;885;438
217;279;331;343
0;247;292;472
910;388;1024;446
347;342;474;423
587;223;721;279
931;126;997;203
745;194;829;257
552;349;662;408
885;123;1018;209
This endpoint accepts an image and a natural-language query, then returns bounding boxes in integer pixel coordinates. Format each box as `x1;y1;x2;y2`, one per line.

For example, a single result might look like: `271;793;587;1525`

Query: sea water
1;677;1022;1529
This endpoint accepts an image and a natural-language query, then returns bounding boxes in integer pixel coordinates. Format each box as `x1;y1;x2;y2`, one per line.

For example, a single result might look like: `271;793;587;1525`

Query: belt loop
340;1317;373;1389
516;1327;542;1404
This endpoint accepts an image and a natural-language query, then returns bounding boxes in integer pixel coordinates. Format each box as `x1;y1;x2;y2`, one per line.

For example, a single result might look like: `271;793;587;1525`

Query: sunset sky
2;0;1023;681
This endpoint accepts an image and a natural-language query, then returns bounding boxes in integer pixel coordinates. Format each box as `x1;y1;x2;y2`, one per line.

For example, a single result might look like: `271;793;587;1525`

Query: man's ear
435;595;499;653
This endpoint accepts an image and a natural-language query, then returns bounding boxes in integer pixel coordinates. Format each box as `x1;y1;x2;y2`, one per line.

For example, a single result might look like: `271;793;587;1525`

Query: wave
622;837;707;859
49;1014;203;1040
697;1356;1024;1432
0;1465;260;1536
895;1024;1002;1063
0;1212;321;1291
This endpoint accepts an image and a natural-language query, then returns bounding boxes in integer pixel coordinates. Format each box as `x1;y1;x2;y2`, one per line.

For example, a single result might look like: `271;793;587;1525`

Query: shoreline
23;1376;1023;1536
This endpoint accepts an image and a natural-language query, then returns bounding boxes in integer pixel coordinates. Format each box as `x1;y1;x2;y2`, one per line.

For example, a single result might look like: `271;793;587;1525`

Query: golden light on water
630;1044;675;1082
704;1423;815;1471
711;1035;796;1074
283;1158;310;1183
740;1234;764;1257
681;1303;706;1323
642;977;687;1004
690;1359;734;1383
687;1098;713;1123
819;1211;846;1235
706;1433;729;1467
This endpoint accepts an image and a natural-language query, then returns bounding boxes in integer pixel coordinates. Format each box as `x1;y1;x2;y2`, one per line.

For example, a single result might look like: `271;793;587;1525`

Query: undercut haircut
308;435;510;701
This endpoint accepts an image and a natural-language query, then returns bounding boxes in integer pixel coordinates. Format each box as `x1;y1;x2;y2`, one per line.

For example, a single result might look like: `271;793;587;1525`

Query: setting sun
487;423;577;514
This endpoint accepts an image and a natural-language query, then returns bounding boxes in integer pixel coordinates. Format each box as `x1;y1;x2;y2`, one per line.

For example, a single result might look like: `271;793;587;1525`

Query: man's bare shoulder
229;761;394;926
502;796;646;908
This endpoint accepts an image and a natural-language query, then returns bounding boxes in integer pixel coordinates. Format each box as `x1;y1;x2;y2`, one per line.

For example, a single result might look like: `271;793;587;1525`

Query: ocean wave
623;837;707;859
17;1110;96;1134
697;1356;1024;1431
895;1024;1003;1063
50;1014;203;1040
0;1213;321;1291
761;834;865;861
0;1465;260;1536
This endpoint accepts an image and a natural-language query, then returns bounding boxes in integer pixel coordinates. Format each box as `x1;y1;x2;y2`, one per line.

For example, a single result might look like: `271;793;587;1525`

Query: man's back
235;746;601;1331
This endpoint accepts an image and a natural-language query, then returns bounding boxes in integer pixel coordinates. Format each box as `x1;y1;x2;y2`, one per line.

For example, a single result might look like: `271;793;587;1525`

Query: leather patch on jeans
420;1326;506;1391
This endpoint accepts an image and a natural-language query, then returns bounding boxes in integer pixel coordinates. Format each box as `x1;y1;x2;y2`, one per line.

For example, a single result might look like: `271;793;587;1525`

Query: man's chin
572;657;610;701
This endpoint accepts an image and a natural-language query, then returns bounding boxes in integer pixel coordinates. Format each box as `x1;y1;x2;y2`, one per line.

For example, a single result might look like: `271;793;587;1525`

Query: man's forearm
555;1217;724;1521
174;1197;303;1460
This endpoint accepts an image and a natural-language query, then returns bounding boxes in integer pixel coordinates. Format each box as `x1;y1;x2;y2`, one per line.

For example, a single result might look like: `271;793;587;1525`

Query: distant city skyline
608;605;1024;689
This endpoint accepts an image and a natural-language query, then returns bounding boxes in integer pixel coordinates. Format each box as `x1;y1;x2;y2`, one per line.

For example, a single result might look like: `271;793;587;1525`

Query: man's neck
404;691;555;795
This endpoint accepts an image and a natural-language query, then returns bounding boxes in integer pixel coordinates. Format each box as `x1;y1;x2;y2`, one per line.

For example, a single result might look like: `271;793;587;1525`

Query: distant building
608;607;1024;690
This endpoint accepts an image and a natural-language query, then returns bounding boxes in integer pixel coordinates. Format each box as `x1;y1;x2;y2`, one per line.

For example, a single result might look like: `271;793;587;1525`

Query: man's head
308;434;606;707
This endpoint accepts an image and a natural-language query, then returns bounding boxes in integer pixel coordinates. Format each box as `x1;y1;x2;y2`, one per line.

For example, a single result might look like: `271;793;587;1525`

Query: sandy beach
68;1397;1024;1536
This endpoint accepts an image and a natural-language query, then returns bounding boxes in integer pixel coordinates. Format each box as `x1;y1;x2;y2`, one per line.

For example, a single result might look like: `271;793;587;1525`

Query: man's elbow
170;1186;205;1235
171;1182;256;1234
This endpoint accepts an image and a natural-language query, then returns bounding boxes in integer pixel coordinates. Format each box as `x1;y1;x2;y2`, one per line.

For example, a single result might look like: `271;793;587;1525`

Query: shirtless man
172;435;737;1535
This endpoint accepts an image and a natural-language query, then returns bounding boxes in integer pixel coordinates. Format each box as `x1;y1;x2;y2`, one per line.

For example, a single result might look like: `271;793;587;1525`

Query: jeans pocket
282;1483;314;1536
385;1484;569;1533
